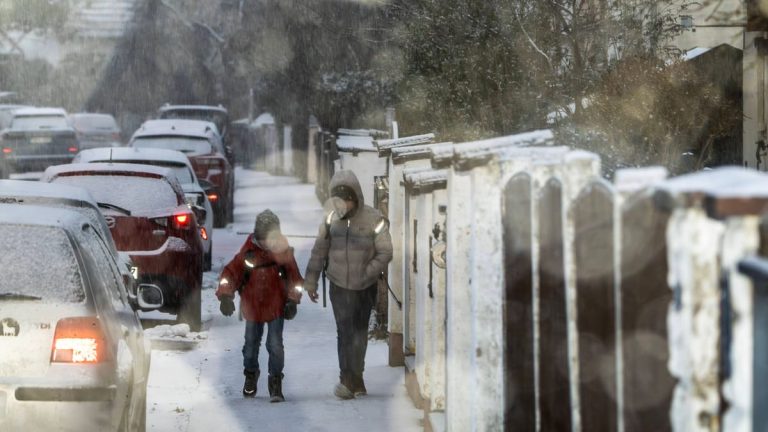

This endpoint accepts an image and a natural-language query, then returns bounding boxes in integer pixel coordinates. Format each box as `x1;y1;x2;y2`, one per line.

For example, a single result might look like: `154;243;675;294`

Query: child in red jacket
216;209;303;402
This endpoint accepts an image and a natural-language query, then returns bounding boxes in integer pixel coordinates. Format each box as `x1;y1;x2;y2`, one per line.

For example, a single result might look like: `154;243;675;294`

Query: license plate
30;137;51;144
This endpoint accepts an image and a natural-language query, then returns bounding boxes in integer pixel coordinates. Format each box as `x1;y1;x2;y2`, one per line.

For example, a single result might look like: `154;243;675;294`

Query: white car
0;205;163;431
73;147;215;270
0;179;139;294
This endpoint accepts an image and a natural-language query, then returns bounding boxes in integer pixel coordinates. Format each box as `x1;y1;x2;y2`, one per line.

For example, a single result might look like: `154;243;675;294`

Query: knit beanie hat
253;209;281;240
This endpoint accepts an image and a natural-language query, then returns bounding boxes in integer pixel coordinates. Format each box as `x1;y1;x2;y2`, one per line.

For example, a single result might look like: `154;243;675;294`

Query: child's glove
219;296;235;317
283;300;298;320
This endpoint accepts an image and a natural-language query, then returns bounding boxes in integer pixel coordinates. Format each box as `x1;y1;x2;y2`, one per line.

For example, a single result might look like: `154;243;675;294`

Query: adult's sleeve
304;221;330;293
364;219;393;281
280;248;304;303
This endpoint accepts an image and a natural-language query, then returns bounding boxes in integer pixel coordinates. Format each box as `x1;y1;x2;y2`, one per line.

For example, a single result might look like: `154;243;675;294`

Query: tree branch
515;11;552;67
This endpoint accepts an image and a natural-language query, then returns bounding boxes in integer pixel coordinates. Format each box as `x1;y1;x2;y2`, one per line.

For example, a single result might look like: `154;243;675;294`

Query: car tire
178;286;202;332
213;206;227;228
226;197;234;224
204;250;212;272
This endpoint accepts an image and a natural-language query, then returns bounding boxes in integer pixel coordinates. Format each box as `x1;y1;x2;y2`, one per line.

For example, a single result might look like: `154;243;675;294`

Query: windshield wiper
0;293;42;301
97;202;132;215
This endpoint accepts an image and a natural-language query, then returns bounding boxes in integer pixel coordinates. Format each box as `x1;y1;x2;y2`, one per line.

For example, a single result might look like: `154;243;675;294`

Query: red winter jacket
216;234;303;322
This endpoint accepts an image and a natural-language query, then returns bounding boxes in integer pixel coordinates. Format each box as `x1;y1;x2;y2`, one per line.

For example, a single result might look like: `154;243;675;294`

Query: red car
129;119;235;227
41;162;204;330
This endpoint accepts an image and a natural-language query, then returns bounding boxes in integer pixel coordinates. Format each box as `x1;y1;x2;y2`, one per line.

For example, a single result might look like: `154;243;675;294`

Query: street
144;167;422;432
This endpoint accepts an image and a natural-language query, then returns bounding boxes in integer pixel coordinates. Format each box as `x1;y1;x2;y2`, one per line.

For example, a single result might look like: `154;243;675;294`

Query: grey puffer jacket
305;170;393;292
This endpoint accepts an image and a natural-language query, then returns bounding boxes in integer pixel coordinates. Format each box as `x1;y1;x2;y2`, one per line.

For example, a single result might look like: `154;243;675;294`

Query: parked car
41;162;205;330
68;113;122;149
0;179;139;296
129;119;234;227
0;204;162;431
0;107;78;179
157;104;234;162
0;104;29;130
73;147;214;270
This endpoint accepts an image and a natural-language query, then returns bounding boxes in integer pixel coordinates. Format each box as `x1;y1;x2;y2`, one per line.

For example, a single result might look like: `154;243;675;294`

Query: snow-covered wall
387;128;768;432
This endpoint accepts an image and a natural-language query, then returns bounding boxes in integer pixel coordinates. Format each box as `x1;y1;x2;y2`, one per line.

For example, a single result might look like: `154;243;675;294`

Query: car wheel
178;286;202;332
213;205;227;228
204;250;212;272
226;197;234;224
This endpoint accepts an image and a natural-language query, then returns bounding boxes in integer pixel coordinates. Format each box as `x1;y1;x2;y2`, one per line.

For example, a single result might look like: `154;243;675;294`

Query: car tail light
67;146;78;153
207;193;219;203
173;213;192;230
2;147;11;154
200;227;208;240
51;317;107;363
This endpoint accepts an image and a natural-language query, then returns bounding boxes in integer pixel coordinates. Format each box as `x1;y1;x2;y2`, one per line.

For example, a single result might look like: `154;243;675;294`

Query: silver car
72;147;215;270
0;205;162;431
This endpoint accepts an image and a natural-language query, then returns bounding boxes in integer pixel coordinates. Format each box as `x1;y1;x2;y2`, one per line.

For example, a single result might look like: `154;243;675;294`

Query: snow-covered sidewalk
145;168;422;432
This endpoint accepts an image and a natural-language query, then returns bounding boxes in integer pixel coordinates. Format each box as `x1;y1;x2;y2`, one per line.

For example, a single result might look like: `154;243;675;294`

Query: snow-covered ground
144;168;422;432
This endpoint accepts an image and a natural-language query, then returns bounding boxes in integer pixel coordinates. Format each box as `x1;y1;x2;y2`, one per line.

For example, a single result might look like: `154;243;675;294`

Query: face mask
331;196;349;218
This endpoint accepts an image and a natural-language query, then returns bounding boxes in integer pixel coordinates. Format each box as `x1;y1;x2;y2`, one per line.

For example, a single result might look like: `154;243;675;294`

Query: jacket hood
329;170;364;207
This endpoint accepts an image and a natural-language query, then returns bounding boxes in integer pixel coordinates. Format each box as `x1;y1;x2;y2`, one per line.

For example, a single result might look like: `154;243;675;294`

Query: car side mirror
198;179;214;192
191;205;207;224
137;284;164;310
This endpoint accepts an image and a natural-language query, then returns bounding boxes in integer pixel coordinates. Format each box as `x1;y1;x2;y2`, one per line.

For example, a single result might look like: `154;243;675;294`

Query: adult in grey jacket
305;170;393;399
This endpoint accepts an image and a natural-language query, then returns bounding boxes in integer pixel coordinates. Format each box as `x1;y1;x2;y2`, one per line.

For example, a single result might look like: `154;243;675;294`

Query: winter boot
243;369;259;397
352;374;367;397
333;373;355;400
268;374;285;403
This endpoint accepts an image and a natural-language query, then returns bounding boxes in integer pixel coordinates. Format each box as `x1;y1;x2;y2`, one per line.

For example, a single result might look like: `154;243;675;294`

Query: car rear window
71;114;118;131
53;174;179;213
0;225;85;303
132;136;213;156
11;115;68;130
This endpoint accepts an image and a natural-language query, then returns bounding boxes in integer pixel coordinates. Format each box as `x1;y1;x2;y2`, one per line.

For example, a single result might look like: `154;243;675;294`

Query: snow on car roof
159;104;228;114
0;179;119;254
42;162;176;181
0;203;92;230
0;179;98;204
134;119;220;139
76;147;192;168
0;104;29;112
12;107;68;117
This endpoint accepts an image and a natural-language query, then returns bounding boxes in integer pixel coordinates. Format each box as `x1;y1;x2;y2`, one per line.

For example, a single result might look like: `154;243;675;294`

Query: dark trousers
243;318;284;376
330;282;377;379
